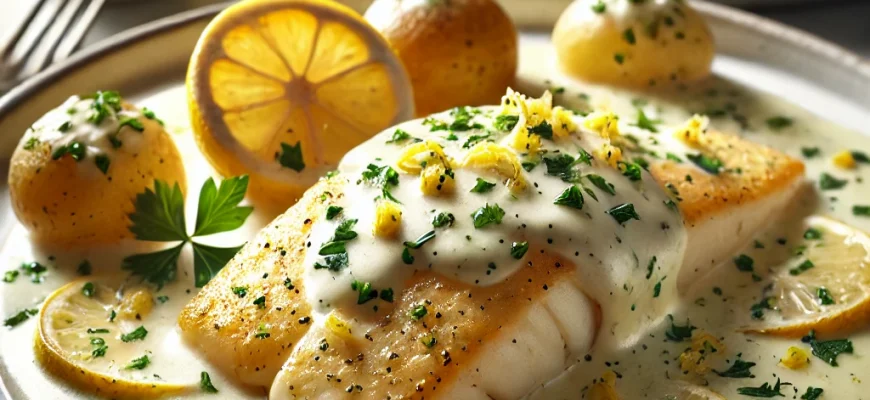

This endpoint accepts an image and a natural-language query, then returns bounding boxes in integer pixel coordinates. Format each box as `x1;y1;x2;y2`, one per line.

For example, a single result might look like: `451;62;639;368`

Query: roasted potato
365;0;518;116
8;93;186;248
553;0;714;87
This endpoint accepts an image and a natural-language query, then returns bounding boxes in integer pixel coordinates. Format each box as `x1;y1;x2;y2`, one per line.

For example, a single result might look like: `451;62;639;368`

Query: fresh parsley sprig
123;176;253;288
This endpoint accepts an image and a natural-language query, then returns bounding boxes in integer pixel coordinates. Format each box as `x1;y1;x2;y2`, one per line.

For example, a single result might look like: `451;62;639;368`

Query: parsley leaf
462;133;491;149
554;185;584;209
360;164;401;202
470;178;497;193
714;359;756;378
326;206;343;220
386;129;412;144
192;242;242;287
734;254;754;272
125;354;150;370
766;116;793;130
471;203;505;228
410;304;428;320
3;309;38;328
121;243;184;289
633;109;661;132
404;230;436;249
200;371;219;393
801;387;823;400
819;172;847;190
277;141;305;171
128;180;188;242
854;205;870;216
617;161;642;181
737;378;785;397
193;176;253;236
120;326;148;342
687;153;723;175
607;203;640;224
816;287;835;305
586;174;615;195
801;147;820;158
432;212;455;228
789;259;814;275
544;154;581;182
493;115;519;131
510;241;529;259
528;121;553;139
664;314;695;342
802;330;854;366
351;280;377;304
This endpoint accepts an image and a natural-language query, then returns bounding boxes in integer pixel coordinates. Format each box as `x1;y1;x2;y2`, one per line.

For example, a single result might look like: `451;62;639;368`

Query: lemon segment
742;216;870;337
35;280;192;398
187;0;414;209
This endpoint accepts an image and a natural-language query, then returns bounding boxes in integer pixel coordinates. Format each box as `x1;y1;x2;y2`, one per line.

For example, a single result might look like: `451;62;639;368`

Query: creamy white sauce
0;35;868;400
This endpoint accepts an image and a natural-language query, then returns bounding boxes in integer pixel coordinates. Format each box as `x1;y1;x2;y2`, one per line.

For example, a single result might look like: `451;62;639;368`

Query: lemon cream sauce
0;39;869;400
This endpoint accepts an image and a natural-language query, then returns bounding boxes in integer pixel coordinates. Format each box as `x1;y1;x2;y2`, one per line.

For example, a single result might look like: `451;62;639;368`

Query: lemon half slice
35;280;191;398
742;216;870;337
188;0;414;208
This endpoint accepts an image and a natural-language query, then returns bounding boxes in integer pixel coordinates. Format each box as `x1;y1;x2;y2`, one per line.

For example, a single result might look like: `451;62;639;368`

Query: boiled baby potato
553;0;714;87
365;0;518;116
8;91;186;248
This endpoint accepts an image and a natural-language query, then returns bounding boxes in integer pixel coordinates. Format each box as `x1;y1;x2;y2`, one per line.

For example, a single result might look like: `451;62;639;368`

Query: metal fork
0;0;105;94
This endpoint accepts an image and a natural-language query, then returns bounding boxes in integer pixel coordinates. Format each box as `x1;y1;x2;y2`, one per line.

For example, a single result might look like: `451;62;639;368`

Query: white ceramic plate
0;1;867;398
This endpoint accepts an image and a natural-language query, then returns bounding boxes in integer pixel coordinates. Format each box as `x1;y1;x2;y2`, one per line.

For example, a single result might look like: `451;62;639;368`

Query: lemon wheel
35;280;191;398
188;0;414;209
741;216;870;337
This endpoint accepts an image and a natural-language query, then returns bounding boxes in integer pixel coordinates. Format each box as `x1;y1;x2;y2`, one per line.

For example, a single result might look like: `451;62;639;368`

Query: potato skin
365;0;518;116
8;110;186;248
553;0;714;87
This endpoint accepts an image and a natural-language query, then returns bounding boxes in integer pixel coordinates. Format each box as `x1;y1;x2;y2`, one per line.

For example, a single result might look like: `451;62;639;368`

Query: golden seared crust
274;249;580;398
177;178;343;388
650;131;805;226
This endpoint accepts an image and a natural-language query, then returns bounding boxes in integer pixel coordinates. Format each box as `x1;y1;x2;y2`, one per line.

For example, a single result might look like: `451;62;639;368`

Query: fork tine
20;0;86;77
5;0;68;69
1;0;48;61
52;0;106;63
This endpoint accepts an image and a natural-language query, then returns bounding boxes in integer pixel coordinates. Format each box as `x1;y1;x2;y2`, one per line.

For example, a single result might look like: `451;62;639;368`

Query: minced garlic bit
587;370;619;400
673;114;709;147
832;150;856;169
679;330;725;376
779;346;810;370
420;163;455;196
373;200;402;238
325;313;354;341
594;143;623;168
499;88;577;155
461;142;526;193
396;140;452;174
583;111;620;140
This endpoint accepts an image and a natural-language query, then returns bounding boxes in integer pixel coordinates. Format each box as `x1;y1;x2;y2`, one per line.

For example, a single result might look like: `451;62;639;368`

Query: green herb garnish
817;287;835;305
471;203;505;228
634;109;660;132
586;174;615;195
325;206;343;220
714;359;756;378
432;212;455;228
200;371;219;393
733;254;754;272
789;260;814;275
553;185;584;209
493;115;519;131
854;205;870;216
617;161;642;181
766;116;793;130
125;354;150;370
82;282;95;297
664;314;695;342
801;147;820;158
3;309;37;328
277;141;305;171
351;280;377;304
801;387;823;400
819;173;847;190
687;153;723;175
470;178;497;193
410;305;428;320
737;378;785;397
120;326;148;342
386;129;412;144
803;227;822;240
510;241;529;259
607;203;639;225
802;330;853;366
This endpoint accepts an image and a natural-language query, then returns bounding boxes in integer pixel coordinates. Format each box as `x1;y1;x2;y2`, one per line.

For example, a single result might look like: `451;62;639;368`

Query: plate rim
0;0;868;122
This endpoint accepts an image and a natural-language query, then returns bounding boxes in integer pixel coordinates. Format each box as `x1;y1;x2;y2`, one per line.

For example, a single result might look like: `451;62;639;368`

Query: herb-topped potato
8;91;186;247
365;0;518;116
553;0;714;87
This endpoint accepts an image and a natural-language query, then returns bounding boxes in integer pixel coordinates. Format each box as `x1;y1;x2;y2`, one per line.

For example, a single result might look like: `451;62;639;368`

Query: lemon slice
187;0;414;208
742;216;870;337
35;280;191;398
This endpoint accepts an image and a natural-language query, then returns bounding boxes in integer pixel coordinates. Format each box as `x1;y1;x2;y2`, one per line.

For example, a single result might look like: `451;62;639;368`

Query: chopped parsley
84;90;122;124
766;116;793;130
750;297;776;320
325;205;343;220
350;280;377;304
818;172;847;190
664;314;695;342
94;154;111;174
607;203;640;225
591;1;606;13
421;334;437;348
314;219;358;272
733;254;754;272
157;295;169;304
737;378;785;397
493;114;519;131
553;185;584;209
801;147;820;158
117;117;144;133
3;309;37;328
802;330;854;366
543;154;583;182
81;282;95;297
277;141;305;171
471;203;505;228
120;326;148;342
816;287;835;305
623;28;636;45
90;338;108;357
528;121;553;140
470;178;497;193
142;107;163;125
687;153;723;175
255;323;270;339
586;175;615;195
23;137;40;150
125;354;150;370
253;295;266;309
379;288;394;302
714;359;756;378
510;241;529;259
789;260;814;275
852;151;869;163
386;129;412;144
124;176;251;288
404;230;436;249
432;212;455;228
360;164;401;202
617;161;642;181
3;270;18;283
854;205;870;216
462;133;491;149
801;387;823;400
410;305;428;320
803;227;822;240
614;53;625;64
58;121;72;132
200;371;219;393
51;141;86;161
633;109;661;132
